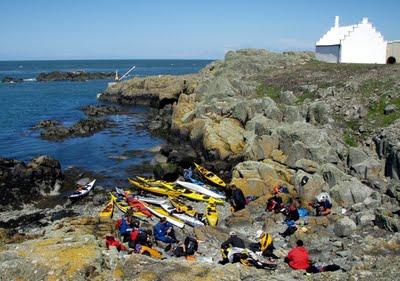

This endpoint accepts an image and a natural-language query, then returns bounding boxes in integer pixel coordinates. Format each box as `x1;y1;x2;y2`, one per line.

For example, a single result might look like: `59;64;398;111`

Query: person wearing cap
219;231;246;265
153;217;177;245
249;230;278;260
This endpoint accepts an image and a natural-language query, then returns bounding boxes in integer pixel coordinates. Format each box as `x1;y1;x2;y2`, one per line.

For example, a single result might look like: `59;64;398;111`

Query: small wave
23;78;37;82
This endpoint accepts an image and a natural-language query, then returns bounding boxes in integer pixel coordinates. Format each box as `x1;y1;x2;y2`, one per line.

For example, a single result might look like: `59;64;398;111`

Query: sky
0;0;399;60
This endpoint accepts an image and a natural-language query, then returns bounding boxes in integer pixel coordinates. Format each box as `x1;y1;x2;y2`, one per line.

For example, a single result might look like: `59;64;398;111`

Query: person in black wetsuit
229;185;246;212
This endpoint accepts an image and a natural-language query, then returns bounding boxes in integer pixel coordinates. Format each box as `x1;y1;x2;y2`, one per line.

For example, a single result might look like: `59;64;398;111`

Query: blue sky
0;0;399;60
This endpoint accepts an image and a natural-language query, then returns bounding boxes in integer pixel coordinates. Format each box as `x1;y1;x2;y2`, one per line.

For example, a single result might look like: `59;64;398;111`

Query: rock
282;106;303;123
1;76;23;83
153;162;179;181
32;120;61;129
243;134;279;161
295;172;326;208
202;118;245;160
0;156;63;209
384;104;397;115
40;118;110;140
317;163;351;188
316;86;335;99
92;193;106;206
294;158;319;173
278;90;296;105
36;71;114;82
306;101;329;125
330;178;374;207
374;208;400;232
386;179;400;203
356;212;375;226
225;208;253;227
334;216;357;237
81;104;120;116
99;74;196;108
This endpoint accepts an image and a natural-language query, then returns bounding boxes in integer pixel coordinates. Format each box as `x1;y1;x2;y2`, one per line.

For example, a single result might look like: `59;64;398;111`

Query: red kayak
126;196;153;218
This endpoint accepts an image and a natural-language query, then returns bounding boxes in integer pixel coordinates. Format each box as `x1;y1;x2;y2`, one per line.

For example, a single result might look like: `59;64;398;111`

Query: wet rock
32;120;61;129
36;71;114;81
334;216;357;237
40;118;110;140
0;156;63;209
81;104;120;116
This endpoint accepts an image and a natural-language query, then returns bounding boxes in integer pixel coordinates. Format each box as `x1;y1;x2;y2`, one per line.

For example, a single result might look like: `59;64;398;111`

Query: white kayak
176;180;226;199
69;179;96;199
160;203;205;227
136;196;167;206
115;186;125;196
141;201;185;228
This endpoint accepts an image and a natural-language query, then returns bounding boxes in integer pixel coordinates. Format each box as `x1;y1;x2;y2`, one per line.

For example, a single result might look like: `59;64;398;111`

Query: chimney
335;16;340;28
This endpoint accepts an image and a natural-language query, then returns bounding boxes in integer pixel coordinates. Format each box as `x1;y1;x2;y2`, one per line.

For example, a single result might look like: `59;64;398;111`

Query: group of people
105;179;340;274
106;212;199;260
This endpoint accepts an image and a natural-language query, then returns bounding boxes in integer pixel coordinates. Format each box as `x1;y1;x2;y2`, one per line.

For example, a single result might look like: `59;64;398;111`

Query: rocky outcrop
99;74;197;108
81;104;120;116
36;71;114;81
39;118;110;140
0;156;63;210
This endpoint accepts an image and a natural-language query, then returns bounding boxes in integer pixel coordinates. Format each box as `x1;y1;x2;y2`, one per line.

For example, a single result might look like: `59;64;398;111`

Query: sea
0;60;212;186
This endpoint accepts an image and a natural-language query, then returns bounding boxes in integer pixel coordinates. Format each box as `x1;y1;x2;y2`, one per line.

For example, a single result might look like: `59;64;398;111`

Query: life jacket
259;233;273;252
130;228;139;242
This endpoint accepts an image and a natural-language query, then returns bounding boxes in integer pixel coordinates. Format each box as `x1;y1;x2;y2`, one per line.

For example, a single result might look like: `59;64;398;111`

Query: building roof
316;25;355;46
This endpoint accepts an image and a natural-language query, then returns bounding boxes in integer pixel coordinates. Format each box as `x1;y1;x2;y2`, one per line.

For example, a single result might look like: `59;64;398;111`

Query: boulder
384;104;397;115
202;118;245;160
317;163;351;188
374;209;400;232
334;216;357;237
295;172;326;208
81;104;120;116
243;134;279;161
330;178;374;207
306;101;329;125
294;158;319;173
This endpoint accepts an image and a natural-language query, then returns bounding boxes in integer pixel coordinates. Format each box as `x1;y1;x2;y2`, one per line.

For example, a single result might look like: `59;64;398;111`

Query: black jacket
221;235;245;249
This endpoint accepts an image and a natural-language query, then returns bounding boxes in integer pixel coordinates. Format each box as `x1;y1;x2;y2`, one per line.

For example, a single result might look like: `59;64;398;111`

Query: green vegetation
343;130;358;147
296;90;315;104
256;84;281;101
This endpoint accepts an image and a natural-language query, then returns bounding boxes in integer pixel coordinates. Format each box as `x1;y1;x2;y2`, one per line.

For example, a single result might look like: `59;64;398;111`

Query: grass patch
296;90;316;104
256;84;281;101
343;130;358;147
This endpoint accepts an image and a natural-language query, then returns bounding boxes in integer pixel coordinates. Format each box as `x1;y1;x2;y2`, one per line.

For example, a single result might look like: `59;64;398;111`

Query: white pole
119;66;136;81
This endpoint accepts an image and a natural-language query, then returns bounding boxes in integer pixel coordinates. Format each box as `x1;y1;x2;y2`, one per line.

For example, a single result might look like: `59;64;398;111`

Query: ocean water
0;60;212;185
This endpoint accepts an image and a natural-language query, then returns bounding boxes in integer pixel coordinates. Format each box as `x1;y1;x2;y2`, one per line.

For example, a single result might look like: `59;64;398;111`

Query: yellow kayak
128;178;179;197
137;176;224;204
206;198;218;227
194;163;226;188
110;193;146;217
169;197;198;217
139;245;163;259
99;198;114;218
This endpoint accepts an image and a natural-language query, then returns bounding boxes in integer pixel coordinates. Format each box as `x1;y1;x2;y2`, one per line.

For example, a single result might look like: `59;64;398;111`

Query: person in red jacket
285;240;309;270
285;240;343;274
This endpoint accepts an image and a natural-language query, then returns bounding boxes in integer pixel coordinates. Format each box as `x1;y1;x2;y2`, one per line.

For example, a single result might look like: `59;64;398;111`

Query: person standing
229;185;246;212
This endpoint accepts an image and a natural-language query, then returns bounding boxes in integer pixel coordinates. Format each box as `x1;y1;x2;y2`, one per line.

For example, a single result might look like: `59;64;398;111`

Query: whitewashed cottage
316;16;387;64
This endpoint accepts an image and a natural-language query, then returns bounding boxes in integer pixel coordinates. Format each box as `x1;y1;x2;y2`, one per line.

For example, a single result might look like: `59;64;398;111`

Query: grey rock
334;216;357;237
374;208;400;232
384;104;397;115
330;178;374;206
306;101;329;125
356;212;375;226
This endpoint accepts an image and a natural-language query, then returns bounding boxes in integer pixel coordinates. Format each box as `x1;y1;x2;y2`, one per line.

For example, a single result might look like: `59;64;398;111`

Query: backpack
185;237;198;255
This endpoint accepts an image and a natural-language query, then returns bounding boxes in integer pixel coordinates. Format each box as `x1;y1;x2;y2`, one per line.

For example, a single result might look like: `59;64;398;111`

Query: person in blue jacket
153;217;177;244
118;216;133;242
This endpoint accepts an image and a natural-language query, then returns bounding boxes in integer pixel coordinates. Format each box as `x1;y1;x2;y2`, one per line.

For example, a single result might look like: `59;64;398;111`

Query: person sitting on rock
172;236;198;258
153;217;177;245
314;193;332;216
105;234;127;252
219;231;246;264
266;187;284;213
284;203;300;222
285;240;343;274
229;185;246;212
117;216;133;242
249;230;279;260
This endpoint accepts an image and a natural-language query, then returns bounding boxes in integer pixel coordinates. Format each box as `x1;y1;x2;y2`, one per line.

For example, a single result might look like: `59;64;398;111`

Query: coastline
1;49;400;280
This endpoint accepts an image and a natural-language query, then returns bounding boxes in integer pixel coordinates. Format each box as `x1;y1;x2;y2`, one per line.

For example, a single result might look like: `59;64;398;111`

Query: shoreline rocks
0;156;63;210
81;104;120;116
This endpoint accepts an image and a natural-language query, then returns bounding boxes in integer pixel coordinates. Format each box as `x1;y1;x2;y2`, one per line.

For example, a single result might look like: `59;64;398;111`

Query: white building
316;16;387;64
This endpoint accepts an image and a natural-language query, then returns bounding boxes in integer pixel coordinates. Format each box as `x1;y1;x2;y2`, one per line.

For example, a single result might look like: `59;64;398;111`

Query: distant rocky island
1;70;115;83
1;49;400;280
